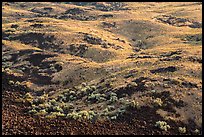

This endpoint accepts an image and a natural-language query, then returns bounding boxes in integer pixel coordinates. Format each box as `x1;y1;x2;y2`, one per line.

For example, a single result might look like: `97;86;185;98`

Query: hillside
2;2;202;135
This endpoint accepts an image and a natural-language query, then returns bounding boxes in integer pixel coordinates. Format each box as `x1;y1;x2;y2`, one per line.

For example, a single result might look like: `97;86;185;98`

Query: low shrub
155;121;170;131
178;127;186;134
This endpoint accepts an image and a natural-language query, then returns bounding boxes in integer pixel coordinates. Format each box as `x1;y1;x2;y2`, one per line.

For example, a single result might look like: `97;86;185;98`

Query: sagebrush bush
178;127;186;134
155;121;170;131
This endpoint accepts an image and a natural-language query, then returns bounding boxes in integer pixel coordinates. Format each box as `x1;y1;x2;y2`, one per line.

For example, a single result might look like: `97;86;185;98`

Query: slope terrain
2;2;202;135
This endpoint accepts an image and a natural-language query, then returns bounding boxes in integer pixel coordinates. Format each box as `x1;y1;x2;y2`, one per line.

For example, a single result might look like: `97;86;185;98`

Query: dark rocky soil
2;72;202;135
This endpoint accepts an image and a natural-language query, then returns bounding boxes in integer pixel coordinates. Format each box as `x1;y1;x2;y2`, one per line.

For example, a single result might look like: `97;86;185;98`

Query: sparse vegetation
178;127;186;134
155;121;171;131
153;98;163;107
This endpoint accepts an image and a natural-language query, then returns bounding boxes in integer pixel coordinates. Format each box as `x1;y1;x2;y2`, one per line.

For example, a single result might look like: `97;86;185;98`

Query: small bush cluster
24;92;34;102
155;121;170;131
56;89;78;103
108;92;118;104
25;81;144;122
88;92;106;103
178;127;186;134
127;82;137;88
100;105;127;121
45;112;65;119
67;110;96;121
129;100;140;109
153;98;163;107
194;129;200;135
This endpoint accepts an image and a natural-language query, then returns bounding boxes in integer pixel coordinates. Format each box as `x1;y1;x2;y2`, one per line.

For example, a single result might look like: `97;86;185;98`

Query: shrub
90;85;96;91
38;103;49;109
62;89;70;94
129;100;140;109
81;82;87;87
53;106;64;112
45;114;57;119
110;92;117;96
178;127;186;134
69;90;76;95
36;109;47;116
15;81;21;85
117;107;126;114
32;98;41;105
153;98;163;107
78;110;89;119
155;121;170;131
194;129;200;135
99;97;106;102
108;95;118;104
50;112;65;117
67;112;79;120
9;80;15;85
127;82;137;88
88;93;101;103
50;99;57;105
37;96;46;104
110;116;117;120
28;109;38;114
107;105;115;111
69;95;76;101
81;87;87;93
24;92;33;99
24;92;33;102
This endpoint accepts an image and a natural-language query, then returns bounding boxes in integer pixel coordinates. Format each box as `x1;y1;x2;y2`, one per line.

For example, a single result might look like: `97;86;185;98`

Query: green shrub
62;89;70;94
45;114;57;119
110;92;117;96
153;98;163;107
88;93;101;103
178;127;186;134
69;95;76;101
155;121;170;131
28;109;38;114
127;82;137;88
61;103;74;113
81;82;87;87
69;90;76;95
51;112;65;117
36;109;47;116
50;99;57;105
38;103;49;109
107;105;115;111
90;85;96;91
194;129;200;135
110;116;117;120
38;96;46;104
9;80;15;85
24;92;33;102
117;107;126;114
67;112;79;120
52;106;63;112
15;81;21;85
129;100;140;109
24;92;33;99
108;95;118;104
